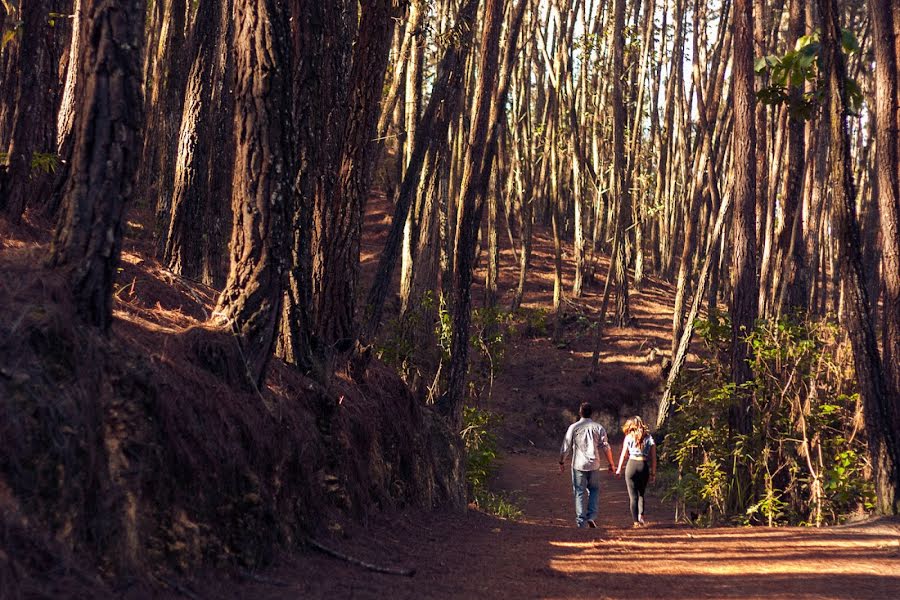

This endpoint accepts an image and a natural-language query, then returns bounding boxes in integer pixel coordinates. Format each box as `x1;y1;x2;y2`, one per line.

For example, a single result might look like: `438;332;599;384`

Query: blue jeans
571;469;601;527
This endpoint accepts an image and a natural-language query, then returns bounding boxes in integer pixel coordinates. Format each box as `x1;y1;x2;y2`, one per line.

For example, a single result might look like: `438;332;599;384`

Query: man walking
559;402;615;528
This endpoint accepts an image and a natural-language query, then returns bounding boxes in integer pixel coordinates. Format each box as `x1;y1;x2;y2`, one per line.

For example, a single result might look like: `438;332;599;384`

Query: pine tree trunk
819;0;900;515
164;0;233;286
141;0;188;257
612;0;631;327
363;0;481;340
730;0;758;432
312;0;396;361
214;0;293;387
869;0;900;442
1;0;68;221
48;0;146;330
440;0;505;429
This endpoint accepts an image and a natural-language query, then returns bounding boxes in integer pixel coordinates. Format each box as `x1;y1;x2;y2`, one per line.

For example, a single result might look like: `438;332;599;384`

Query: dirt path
176;448;900;600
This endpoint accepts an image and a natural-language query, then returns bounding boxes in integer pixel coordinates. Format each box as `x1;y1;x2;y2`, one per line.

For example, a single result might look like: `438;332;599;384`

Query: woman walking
615;417;657;527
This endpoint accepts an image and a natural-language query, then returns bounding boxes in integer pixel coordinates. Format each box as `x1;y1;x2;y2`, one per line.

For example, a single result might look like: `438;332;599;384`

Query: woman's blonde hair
622;416;649;446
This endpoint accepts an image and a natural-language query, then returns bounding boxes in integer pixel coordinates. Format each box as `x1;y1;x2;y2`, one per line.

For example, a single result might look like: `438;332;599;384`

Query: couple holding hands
558;403;657;529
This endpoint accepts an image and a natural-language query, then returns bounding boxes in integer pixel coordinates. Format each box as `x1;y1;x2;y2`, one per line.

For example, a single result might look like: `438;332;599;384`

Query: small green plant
31;151;59;174
461;406;522;520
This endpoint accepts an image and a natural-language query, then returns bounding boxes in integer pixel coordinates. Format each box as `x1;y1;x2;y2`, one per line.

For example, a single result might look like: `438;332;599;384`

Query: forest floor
5;197;900;599
161;447;900;599
148;195;900;599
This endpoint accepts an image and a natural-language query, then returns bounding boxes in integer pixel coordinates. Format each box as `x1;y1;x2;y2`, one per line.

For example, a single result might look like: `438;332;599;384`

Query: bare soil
148;195;900;599
159;447;900;599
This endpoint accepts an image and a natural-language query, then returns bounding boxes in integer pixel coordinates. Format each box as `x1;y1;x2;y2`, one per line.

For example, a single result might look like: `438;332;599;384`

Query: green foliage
375;290;443;390
377;294;531;404
31;152;59;174
661;316;873;526
0;151;8;166
461;406;522;520
755;28;863;120
2;22;22;50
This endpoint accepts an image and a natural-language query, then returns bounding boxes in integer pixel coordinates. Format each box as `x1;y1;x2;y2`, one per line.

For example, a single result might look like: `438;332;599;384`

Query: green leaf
754;56;768;74
2;28;17;49
841;28;860;54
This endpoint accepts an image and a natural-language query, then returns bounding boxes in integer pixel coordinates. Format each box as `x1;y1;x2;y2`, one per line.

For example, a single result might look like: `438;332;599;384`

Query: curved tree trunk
440;0;506;430
48;0;146;330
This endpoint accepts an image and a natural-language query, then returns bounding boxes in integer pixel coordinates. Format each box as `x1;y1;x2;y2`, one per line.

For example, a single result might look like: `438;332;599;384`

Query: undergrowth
376;294;546;519
660;312;873;526
462;406;522;520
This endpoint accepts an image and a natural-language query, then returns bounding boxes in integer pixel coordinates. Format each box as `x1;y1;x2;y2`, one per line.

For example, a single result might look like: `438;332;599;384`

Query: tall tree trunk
164;0;234;286
440;0;505;430
611;0;631;326
48;0;146;330
730;0;758;435
214;0;293;387
772;0;807;315
316;0;397;358
44;0;84;217
2;0;68;221
278;1;348;377
869;0;900;442
819;0;899;515
363;0;481;340
141;0;188;257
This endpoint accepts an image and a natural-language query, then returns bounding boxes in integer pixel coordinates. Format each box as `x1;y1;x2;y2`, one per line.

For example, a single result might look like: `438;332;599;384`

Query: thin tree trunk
440;0;506;429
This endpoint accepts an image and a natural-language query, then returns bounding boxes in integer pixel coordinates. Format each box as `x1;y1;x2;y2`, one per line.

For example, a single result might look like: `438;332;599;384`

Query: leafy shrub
661;313;873;526
461;406;522;520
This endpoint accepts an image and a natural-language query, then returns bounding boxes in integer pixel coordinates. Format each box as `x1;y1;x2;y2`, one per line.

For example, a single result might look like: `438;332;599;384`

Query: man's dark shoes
587;519;597;528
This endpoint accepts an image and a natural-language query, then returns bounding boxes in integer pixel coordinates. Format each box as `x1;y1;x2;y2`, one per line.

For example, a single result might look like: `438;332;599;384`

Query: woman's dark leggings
625;459;650;523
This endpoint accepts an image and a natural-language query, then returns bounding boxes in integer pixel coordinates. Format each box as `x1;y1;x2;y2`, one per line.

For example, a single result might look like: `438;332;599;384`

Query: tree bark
164;0;234;286
819;0;900;515
440;0;506;430
214;0;293;387
48;0;146;330
309;0;396;360
363;0;481;340
730;0;758;433
1;0;68;221
140;0;188;257
612;0;631;326
869;0;900;443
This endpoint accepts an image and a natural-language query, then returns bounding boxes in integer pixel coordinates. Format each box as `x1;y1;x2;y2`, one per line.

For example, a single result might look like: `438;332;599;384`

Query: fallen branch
156;576;201;600
237;568;290;587
305;537;416;577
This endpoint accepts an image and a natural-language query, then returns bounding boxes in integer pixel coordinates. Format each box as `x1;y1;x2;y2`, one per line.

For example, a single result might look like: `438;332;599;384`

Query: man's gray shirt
560;418;610;471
